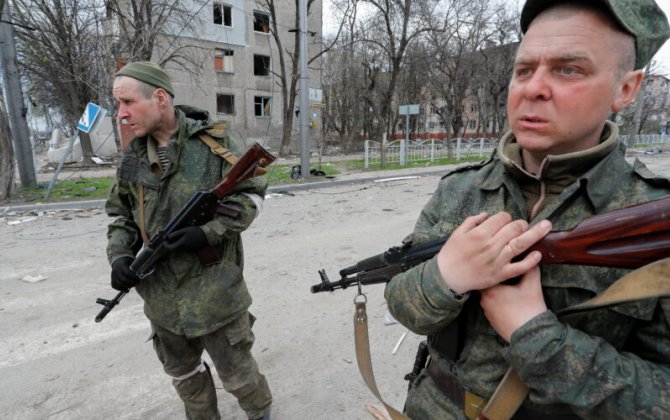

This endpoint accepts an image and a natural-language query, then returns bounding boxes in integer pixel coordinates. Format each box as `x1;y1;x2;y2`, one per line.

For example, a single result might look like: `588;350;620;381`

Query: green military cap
520;0;670;69
115;61;175;97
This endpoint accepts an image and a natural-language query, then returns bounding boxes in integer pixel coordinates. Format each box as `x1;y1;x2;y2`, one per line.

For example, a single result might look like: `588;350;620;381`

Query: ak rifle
96;142;276;322
312;195;670;293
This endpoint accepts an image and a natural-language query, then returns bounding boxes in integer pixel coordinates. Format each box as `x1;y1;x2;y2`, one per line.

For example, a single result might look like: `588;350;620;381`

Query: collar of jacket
127;105;213;151
480;121;629;213
129;105;214;179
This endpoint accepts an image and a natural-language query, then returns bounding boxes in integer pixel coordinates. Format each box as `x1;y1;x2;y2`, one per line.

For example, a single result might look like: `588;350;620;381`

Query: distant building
642;74;670;134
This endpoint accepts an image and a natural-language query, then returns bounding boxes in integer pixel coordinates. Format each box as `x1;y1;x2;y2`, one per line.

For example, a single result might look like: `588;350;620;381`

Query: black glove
163;226;209;253
111;256;140;291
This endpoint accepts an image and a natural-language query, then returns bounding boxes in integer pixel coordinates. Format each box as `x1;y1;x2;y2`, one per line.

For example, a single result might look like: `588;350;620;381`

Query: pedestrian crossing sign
77;102;102;133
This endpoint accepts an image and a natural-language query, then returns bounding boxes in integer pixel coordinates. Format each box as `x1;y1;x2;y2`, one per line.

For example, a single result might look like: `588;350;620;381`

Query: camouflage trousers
150;312;272;420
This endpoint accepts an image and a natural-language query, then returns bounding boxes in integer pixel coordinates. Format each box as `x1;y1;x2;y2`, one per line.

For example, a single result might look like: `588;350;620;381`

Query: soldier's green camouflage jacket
105;105;267;338
385;121;670;419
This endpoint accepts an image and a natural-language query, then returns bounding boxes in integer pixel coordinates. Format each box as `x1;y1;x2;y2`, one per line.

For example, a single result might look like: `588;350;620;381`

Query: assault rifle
95;142;276;322
312;195;670;293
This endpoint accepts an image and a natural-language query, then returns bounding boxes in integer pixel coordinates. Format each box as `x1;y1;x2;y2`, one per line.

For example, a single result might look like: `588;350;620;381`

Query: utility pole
298;0;310;178
0;0;36;187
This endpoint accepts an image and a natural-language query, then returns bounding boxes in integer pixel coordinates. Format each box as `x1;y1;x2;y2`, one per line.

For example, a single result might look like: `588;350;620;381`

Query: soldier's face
112;77;161;138
507;9;640;172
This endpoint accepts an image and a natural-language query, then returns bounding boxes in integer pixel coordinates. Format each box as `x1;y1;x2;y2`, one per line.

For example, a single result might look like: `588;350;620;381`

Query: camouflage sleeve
385;179;469;335
200;175;267;246
105;180;142;265
199;132;268;246
504;307;670;417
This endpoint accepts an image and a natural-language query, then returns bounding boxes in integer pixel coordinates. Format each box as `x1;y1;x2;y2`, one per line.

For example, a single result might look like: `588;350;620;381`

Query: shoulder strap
198;125;238;166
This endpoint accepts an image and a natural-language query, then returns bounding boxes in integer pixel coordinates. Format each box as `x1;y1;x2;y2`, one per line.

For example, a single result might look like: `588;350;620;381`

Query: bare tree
107;0;209;66
0;97;13;201
321;4;372;153
11;0;110;158
255;0;352;156
11;0;209;157
355;0;437;166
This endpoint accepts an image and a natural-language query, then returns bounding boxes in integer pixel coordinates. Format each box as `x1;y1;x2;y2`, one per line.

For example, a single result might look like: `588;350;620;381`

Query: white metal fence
364;138;499;168
363;134;670;168
620;134;670;147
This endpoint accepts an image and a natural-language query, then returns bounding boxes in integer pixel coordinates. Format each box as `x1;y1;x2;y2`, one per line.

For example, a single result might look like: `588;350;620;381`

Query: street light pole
298;0;310;178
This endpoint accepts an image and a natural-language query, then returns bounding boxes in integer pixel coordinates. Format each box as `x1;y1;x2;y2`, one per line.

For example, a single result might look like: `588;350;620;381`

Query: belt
427;362;578;420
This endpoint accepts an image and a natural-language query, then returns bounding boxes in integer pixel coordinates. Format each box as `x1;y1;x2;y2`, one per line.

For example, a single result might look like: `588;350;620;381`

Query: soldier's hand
164;226;209;252
111;256;140;291
436;212;551;294
480;265;547;343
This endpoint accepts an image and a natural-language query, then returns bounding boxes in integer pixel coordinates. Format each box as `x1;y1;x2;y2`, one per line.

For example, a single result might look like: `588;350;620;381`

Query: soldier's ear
154;88;171;107
612;69;643;113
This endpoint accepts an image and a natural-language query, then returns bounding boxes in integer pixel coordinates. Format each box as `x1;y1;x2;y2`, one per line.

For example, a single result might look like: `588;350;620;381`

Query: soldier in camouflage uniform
106;61;272;420
385;1;670;419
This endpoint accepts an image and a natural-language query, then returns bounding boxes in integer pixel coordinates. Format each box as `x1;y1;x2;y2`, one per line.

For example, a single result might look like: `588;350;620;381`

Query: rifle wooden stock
312;195;670;293
530;195;670;268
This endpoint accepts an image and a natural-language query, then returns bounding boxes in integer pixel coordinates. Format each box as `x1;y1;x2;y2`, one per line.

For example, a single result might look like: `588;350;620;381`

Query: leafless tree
321;4;371;153
468;4;519;138
11;0;111;158
11;0;209;156
0;97;14;201
616;61;670;136
255;0;352;156
355;0;437;166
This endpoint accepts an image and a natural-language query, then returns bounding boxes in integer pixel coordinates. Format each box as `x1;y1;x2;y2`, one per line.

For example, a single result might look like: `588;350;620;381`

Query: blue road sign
77;102;102;133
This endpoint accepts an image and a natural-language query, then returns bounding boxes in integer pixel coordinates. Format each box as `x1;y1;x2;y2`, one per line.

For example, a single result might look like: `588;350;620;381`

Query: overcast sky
653;0;670;72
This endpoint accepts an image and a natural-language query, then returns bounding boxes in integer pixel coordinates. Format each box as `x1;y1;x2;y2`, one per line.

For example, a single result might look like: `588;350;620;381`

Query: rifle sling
198;131;239;165
355;300;410;420
481;257;670;420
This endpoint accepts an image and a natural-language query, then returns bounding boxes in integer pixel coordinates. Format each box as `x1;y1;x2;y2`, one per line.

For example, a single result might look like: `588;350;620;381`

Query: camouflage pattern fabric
151;312;272;419
105;105;268;337
385;122;670;419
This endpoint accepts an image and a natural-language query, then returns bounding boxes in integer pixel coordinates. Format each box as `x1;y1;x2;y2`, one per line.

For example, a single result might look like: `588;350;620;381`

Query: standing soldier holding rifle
105;61;272;420
385;1;670;418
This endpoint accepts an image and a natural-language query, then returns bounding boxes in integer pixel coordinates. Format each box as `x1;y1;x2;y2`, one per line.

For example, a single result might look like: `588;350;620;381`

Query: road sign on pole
77;102;103;133
399;104;420;165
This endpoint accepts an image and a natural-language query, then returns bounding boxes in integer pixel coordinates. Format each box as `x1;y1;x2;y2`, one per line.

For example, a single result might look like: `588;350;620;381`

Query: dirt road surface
2;152;669;420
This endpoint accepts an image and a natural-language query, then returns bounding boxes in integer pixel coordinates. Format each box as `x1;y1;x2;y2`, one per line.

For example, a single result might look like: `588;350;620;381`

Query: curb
1;167;450;215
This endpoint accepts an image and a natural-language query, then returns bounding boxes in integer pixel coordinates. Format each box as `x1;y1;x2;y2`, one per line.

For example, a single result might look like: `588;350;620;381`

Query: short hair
532;2;636;76
126;78;173;105
137;79;158;99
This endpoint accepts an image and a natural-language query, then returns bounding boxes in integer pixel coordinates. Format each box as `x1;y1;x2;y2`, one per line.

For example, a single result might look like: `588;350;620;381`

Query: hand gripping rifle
95;142;276;322
312;195;670;293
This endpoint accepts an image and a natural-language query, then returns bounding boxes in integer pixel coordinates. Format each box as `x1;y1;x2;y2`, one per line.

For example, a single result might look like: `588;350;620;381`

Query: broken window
253;54;270;76
254;96;271;117
214;49;234;73
216;94;235;115
253;11;270;33
213;3;232;26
